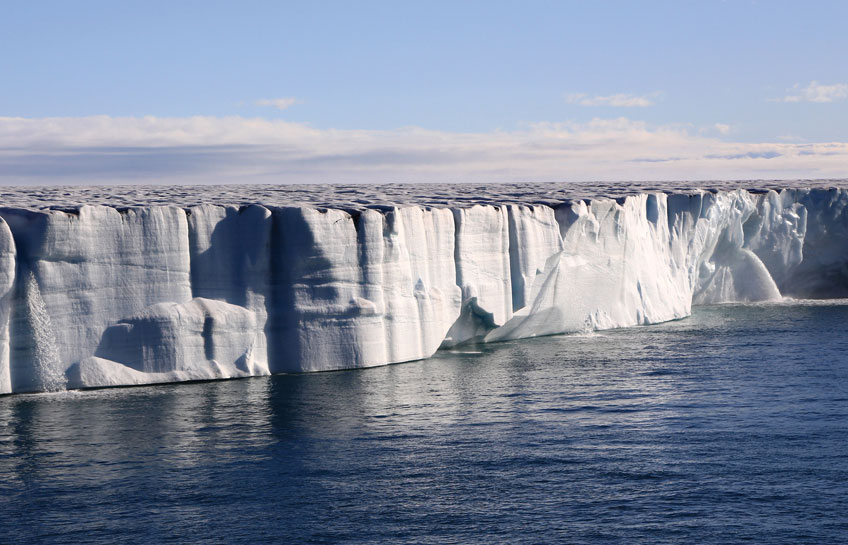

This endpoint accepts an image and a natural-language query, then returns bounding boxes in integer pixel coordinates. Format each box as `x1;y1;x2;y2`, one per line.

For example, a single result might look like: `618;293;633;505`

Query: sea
1;301;847;544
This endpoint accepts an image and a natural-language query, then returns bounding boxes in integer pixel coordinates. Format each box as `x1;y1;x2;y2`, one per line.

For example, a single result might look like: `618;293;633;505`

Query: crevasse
0;187;846;394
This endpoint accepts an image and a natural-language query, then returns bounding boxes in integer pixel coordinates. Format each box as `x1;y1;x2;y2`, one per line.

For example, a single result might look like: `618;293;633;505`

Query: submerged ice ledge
0;182;847;394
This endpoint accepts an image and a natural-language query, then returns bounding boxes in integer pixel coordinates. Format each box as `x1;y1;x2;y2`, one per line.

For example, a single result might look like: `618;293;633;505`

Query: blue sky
1;1;847;184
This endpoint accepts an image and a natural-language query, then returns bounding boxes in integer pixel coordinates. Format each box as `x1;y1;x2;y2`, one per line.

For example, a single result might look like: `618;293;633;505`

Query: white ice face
0;182;846;393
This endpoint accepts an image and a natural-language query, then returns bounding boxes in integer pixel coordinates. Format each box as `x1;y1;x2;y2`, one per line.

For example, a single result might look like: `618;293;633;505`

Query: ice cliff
0;182;846;394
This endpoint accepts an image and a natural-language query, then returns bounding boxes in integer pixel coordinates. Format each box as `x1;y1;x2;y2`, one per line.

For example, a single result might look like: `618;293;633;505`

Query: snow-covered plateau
0;181;846;394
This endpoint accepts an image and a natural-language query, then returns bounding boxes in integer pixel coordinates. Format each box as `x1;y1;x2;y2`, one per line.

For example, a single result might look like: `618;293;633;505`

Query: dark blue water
2;302;847;544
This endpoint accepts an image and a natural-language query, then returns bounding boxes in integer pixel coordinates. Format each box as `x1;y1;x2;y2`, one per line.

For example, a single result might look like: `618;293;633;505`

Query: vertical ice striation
0;206;192;390
507;204;564;312
0;186;847;393
188;204;272;376
742;190;807;290
378;206;461;363
489;193;691;342
0;206;192;370
272;205;460;372
689;191;782;304
0;219;15;394
444;205;512;345
777;189;848;297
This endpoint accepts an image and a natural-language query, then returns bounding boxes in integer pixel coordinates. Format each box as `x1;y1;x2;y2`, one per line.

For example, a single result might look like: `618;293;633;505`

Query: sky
1;0;847;185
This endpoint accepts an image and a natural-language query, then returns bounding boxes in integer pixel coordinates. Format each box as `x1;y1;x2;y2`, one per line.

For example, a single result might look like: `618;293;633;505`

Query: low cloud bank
0;116;845;185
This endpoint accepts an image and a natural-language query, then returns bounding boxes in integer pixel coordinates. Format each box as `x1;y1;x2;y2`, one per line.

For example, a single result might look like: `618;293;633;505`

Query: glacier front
0;181;846;394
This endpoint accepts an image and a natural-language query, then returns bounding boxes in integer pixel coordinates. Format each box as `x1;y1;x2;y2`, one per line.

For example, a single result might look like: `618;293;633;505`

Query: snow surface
0;180;846;393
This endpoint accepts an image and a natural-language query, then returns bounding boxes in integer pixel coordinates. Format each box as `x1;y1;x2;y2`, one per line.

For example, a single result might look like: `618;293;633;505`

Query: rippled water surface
1;302;847;544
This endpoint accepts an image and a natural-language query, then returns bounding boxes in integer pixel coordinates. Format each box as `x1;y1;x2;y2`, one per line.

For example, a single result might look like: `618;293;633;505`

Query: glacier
0;181;846;394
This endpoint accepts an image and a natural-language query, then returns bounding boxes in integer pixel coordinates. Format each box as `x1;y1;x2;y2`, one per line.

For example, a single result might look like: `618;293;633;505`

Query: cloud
775;81;848;103
705;150;782;160
255;97;298;110
564;92;660;107
0;115;846;185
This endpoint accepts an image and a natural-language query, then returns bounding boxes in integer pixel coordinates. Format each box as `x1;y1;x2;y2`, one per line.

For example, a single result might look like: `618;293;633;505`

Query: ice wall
0;219;15;394
272;206;460;372
0;186;846;393
188;204;272;376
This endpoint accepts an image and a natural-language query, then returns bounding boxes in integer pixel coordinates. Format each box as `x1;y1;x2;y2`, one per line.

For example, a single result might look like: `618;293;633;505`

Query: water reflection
1;303;847;543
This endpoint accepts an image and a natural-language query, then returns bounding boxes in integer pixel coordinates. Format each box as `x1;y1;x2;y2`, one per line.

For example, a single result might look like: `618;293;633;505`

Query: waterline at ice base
0;181;845;394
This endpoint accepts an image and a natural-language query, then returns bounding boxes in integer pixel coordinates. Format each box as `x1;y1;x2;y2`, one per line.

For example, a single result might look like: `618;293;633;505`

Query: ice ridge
0;184;846;393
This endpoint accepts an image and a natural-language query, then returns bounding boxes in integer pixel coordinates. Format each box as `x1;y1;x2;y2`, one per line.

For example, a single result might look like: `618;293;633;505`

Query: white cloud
255;97;298;110
0;115;845;185
777;81;848;103
713;123;732;135
564;92;660;107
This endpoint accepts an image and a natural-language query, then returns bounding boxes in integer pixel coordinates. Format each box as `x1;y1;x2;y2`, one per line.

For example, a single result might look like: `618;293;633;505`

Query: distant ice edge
0;187;846;393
